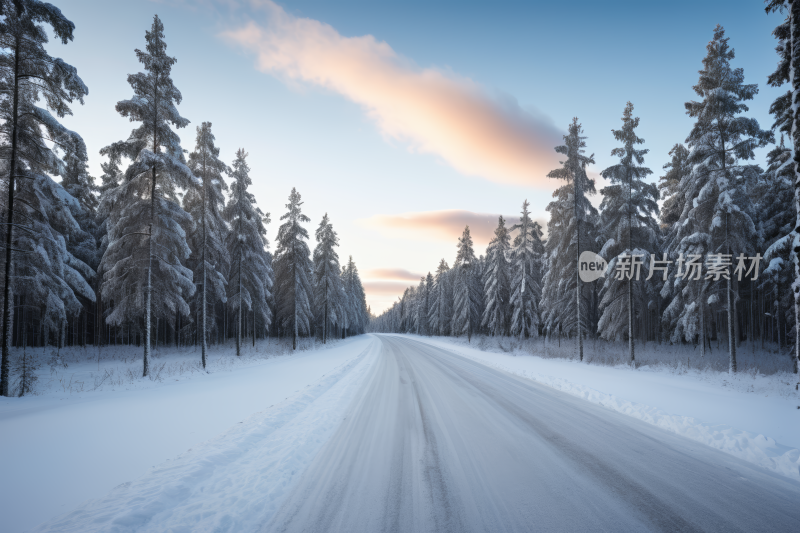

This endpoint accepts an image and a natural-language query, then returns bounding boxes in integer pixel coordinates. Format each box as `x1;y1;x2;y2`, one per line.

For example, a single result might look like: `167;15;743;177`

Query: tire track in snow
33;337;380;533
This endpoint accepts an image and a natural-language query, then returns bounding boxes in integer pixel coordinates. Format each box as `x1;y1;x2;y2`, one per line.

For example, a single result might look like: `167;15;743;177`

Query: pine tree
224;149;272;355
482;216;511;336
95;155;123;346
663;26;771;372
414;277;425;334
274;188;313;349
184;122;228;368
597;102;659;364
312;213;343;344
0;0;89;395
659;144;690;237
423;272;433;336
542;118;597;361
757;139;795;353
766;0;800;381
99;15;196;377
429;259;451;336
341;256;368;337
452;226;481;342
509;200;544;338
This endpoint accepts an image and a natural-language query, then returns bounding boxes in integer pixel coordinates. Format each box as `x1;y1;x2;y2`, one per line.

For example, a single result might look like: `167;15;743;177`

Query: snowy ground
400;334;800;481
4;333;800;531
0;336;379;533
265;336;799;532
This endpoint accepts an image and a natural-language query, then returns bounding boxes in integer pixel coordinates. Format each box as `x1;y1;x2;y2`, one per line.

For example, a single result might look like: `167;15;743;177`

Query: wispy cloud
360;209;540;246
363;280;416;296
220;1;564;187
364;268;425;281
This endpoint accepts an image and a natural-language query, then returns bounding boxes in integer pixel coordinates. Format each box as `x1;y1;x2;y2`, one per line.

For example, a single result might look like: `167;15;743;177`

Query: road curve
266;335;800;533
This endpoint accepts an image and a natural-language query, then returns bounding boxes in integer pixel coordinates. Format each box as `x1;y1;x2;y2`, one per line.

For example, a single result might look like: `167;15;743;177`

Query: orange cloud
360;209;541;246
220;1;563;187
363;280;416;296
365;268;425;281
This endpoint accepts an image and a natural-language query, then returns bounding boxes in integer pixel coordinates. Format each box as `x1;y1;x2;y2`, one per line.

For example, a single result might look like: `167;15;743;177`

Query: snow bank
1;336;377;533
401;334;800;481
33;337;379;532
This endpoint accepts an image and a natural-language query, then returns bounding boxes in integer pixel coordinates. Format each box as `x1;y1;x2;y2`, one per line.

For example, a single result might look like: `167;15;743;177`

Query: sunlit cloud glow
221;1;563;187
359;209;548;246
365;268;425;281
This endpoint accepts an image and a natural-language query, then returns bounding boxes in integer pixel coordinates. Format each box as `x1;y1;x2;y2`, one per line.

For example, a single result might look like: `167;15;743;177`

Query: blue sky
53;0;783;312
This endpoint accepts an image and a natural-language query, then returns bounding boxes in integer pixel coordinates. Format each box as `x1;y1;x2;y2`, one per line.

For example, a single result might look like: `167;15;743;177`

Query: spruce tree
597;102;659;363
0;0;89;395
185;122;228;368
99;15;195;377
766;0;800;381
659;144;691;239
757;139;794;354
341;256;368;336
423;272;434;336
312;213;343;344
482;216;511;336
415;277;426;335
663;26;770;372
452;226;481;342
224;149;272;356
429;259;451;336
542;118;597;361
274;188;313;349
509;200;544;338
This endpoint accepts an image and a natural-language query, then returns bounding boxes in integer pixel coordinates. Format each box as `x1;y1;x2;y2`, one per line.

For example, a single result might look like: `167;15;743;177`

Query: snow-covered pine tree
655;144;691;345
482;216;511;336
184;122;228;368
423;272;433;336
756;139;794;354
509;200;544;338
597;102;659;364
224;149;272;356
415;277;426;335
99;15;196;377
428;259;451;336
61;134;99;250
0;0;90;395
452;226;481;342
542;118;597;361
312;213;343;344
659;144;690;240
341;256;368;337
95;156;122;264
766;0;800;381
95;155;123;346
663;26;770;372
274;188;314;349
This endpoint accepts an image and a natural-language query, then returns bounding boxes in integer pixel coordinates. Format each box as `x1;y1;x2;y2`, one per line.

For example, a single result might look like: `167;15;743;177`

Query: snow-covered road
268;335;800;532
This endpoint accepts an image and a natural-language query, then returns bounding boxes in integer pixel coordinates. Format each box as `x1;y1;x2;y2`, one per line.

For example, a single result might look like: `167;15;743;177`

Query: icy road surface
268;335;800;533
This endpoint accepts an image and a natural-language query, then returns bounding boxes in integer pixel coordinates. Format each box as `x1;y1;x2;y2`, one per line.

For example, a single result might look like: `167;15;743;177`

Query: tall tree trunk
788;0;800;387
144;69;161;378
323;291;328;345
700;285;706;359
576;189;583;362
201;151;207;368
236;248;242;357
727;219;737;373
1;35;21;396
628;168;634;365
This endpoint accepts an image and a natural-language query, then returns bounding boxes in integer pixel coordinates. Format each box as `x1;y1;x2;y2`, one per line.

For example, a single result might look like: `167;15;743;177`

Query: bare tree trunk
700;286;706;359
1;35;21;396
